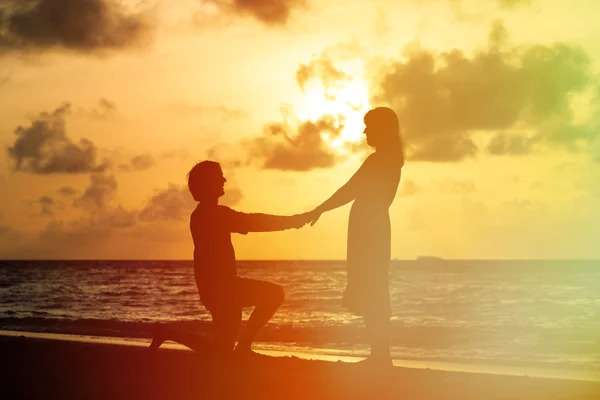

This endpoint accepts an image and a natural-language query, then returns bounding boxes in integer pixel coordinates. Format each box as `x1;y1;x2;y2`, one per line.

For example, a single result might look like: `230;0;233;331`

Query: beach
2;333;599;400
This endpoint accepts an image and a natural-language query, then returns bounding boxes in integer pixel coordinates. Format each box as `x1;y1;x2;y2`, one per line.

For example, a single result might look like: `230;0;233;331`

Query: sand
1;334;599;400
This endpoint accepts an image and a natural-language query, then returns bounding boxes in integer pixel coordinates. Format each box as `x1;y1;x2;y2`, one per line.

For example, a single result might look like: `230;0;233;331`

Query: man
150;160;309;355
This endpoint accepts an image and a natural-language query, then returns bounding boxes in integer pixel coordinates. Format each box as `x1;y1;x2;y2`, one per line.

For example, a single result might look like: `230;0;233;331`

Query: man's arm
227;209;307;233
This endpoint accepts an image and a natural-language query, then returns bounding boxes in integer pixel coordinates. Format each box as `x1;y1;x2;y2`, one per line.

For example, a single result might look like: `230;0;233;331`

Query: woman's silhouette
307;107;404;366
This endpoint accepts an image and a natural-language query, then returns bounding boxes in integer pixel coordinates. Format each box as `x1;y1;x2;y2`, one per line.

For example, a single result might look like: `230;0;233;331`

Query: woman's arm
308;155;374;224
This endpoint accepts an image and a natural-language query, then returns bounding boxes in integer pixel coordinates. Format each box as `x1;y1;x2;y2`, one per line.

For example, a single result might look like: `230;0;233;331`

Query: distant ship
416;256;444;262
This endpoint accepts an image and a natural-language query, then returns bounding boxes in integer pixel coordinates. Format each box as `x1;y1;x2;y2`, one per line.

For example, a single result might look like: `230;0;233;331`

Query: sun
294;65;371;145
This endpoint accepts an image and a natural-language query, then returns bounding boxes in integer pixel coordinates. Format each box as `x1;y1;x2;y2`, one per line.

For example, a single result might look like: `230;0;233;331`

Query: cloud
7;103;110;174
87;98;119;120
138;184;196;222
57;186;77;197
0;0;153;55
2;175;244;257
139;182;242;222
372;21;596;162
170;104;248;120
74;174;117;211
246;115;343;171
119;154;156;172
487;132;539;156
34;195;61;216
296;57;349;93
207;0;306;26
33;206;136;254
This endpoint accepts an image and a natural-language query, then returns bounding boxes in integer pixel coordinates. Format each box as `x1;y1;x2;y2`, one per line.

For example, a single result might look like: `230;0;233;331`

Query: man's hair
187;160;221;201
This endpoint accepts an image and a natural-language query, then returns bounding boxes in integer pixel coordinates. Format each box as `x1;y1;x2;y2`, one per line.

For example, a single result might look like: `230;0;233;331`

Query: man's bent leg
235;278;285;352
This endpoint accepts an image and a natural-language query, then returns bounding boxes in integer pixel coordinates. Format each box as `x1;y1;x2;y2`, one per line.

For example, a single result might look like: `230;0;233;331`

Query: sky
0;0;599;260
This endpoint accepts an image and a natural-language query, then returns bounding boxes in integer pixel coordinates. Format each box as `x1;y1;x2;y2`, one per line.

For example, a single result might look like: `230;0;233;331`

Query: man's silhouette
150;160;307;355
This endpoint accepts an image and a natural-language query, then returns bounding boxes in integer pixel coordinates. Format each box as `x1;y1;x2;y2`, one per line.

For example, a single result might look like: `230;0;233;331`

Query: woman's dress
342;150;402;317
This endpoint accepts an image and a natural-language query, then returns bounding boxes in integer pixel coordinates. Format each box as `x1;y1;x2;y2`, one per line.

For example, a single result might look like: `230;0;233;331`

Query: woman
307;107;404;366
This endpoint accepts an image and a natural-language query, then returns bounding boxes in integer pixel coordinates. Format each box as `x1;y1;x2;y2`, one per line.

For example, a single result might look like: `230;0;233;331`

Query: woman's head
187;160;226;202
363;107;400;146
363;107;404;161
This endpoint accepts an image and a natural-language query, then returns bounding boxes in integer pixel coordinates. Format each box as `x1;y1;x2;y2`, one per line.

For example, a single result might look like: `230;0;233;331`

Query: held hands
289;207;324;229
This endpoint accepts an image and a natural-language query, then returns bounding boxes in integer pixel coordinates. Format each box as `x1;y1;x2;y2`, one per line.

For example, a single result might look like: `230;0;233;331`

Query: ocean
1;260;599;374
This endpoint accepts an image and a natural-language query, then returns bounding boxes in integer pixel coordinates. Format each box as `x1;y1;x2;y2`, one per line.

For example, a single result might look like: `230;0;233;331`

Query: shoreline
2;333;600;400
2;329;599;383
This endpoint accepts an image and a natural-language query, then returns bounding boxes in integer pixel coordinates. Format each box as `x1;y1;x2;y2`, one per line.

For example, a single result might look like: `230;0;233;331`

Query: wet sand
1;334;599;400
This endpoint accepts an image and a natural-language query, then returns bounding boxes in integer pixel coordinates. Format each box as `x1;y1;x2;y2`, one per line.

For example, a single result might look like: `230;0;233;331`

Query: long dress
342;149;402;317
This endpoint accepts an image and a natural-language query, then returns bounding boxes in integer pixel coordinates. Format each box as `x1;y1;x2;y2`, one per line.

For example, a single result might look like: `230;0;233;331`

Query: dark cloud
24;195;58;216
7;103;110;174
130;154;156;171
487;133;539;156
57;186;77;197
207;0;306;26
36;195;59;216
138;184;196;222
170;104;248;121
119;154;156;172
74;174;117;211
409;136;477;162
372;21;596;162
296;57;349;94
139;182;241;222
2;176;244;257
246;115;343;171
0;223;19;253
87;98;118;120
0;0;153;55
34;206;137;254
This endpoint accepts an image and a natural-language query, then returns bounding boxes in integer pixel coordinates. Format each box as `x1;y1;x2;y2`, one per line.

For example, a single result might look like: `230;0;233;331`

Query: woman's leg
363;311;392;362
234;278;285;352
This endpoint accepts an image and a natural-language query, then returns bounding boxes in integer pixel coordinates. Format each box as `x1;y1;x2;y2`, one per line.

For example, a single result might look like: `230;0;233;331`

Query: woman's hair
187;160;221;201
365;107;405;165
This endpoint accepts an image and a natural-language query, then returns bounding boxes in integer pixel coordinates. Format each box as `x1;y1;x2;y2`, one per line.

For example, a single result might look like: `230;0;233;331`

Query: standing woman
307;107;404;366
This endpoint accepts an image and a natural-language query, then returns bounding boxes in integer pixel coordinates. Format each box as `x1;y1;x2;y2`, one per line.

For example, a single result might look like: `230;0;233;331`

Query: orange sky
1;0;599;259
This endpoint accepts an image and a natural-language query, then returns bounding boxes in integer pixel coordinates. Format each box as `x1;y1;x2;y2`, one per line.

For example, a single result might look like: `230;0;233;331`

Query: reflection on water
1;260;599;372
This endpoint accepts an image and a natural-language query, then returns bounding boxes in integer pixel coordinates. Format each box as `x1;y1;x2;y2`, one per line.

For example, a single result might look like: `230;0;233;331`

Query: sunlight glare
295;66;371;145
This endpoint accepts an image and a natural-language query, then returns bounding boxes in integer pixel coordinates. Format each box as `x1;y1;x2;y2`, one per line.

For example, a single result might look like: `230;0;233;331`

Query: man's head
187;160;226;202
